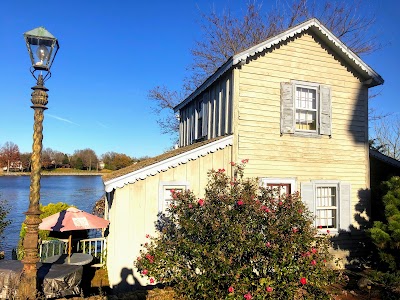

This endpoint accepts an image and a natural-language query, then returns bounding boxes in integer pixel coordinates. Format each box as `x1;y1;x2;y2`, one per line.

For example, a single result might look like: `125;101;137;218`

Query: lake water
0;175;105;259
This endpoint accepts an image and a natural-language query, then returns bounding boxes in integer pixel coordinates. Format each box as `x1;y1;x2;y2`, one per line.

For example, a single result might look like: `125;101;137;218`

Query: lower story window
267;183;291;199
316;186;338;229
259;178;296;200
159;181;189;215
301;181;351;232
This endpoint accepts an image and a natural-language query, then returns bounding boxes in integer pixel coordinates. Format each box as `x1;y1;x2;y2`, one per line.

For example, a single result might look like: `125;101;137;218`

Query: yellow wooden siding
106;146;233;288
235;32;369;232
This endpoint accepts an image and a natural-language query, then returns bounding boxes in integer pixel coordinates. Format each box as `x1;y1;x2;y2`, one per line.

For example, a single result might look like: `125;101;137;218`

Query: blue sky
0;0;398;158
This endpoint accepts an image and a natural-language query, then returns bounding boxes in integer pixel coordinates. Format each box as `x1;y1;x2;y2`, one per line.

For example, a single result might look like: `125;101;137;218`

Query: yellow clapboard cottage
103;18;383;289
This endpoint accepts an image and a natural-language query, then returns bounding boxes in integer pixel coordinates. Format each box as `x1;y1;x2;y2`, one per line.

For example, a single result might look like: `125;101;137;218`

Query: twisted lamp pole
22;27;59;296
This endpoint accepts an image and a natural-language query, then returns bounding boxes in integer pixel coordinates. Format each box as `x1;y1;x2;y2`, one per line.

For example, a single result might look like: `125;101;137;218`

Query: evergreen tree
369;176;400;271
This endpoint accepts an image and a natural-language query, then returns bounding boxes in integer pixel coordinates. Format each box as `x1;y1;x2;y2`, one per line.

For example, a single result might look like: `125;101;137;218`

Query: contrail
47;114;80;126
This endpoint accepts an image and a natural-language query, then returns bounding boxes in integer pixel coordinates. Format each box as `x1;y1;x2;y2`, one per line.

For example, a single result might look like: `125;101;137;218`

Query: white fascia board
104;135;233;192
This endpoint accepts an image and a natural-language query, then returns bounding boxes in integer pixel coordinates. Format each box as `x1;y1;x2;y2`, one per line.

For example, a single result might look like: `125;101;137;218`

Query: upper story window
295;86;317;132
281;81;331;136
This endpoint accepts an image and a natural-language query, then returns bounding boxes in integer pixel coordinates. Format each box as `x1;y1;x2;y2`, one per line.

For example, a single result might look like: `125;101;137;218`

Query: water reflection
0;175;104;259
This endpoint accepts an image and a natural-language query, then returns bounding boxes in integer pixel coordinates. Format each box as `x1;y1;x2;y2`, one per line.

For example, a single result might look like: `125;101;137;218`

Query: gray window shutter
202;93;209;137
319;85;331;136
280;82;295;134
339;182;351;231
301;182;315;225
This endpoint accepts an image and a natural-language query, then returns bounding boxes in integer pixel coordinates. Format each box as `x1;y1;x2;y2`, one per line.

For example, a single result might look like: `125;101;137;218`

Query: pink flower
323;259;327;263
230;161;236;166
244;292;252;300
311;248;317;254
262;206;271;213
298;209;303;213
266;242;271;248
218;168;225;173
146;234;150;238
241;159;249;164
146;254;154;264
300;277;307;285
237;200;244;206
230;181;235;186
170;189;175;194
266;286;273;292
327;229;330;234
149;278;155;284
278;201;283;206
188;203;193;209
311;260;317;266
137;257;141;261
318;225;322;229
141;269;148;275
198;199;204;206
228;286;234;293
292;227;299;233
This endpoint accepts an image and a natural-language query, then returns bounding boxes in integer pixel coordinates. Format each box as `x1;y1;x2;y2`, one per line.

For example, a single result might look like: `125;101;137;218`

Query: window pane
295;87;317;131
163;187;184;213
296;87;316;109
267;183;291;199
296;110;316;130
316;186;337;229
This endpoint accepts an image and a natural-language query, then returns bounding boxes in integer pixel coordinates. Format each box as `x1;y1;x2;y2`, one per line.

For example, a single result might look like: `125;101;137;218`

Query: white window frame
158;181;190;214
301;180;351;234
315;183;339;231
293;81;319;134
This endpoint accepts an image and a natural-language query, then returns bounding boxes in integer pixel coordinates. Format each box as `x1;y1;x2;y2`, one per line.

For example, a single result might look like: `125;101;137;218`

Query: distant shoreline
0;172;104;177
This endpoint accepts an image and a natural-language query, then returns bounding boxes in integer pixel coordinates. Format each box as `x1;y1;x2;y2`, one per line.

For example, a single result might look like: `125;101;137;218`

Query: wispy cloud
47;114;80;126
96;121;109;129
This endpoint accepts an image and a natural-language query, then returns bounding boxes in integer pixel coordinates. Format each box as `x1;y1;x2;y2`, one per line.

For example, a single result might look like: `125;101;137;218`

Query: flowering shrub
136;162;336;299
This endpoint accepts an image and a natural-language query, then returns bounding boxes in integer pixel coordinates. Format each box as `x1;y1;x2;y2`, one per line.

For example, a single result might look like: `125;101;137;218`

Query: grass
0;168;112;176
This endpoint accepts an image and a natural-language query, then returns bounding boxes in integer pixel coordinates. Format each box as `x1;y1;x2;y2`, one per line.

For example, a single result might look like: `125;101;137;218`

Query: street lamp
21;27;59;296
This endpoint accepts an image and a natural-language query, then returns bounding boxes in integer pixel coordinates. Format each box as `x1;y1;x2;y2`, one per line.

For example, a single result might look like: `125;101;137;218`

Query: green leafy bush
135;162;337;299
17;202;72;259
0;195;11;255
369;176;400;271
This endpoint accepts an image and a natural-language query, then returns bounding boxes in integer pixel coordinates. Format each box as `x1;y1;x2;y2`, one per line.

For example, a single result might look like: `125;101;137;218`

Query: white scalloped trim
104;135;233;192
233;18;382;84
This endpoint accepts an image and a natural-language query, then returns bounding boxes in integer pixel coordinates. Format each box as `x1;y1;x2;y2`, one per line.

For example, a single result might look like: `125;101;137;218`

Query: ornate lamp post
21;27;59;295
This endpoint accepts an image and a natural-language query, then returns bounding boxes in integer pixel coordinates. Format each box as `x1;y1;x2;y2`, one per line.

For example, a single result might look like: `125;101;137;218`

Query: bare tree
372;116;400;160
72;149;98;171
0;142;20;173
149;0;379;136
42;147;55;169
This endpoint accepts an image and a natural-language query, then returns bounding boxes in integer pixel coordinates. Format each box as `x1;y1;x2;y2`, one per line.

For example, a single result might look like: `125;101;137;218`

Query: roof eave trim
104;135;234;192
174;18;383;112
370;149;400;168
232;18;383;86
